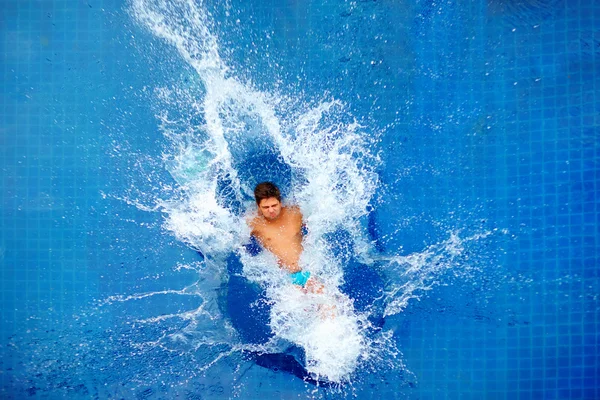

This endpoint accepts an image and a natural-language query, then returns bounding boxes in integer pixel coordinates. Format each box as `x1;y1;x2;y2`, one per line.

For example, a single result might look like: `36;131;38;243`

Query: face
258;197;281;220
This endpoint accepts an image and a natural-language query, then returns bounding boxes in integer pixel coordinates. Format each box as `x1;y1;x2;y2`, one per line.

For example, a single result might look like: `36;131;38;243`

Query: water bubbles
123;0;500;389
128;0;385;384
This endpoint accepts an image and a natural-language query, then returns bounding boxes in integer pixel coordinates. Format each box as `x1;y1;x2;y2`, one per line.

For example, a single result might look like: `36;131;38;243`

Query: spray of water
119;0;498;384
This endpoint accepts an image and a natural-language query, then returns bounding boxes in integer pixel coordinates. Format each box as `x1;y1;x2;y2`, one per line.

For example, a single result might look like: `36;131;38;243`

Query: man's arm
244;235;262;256
297;210;308;236
244;217;263;256
287;206;306;235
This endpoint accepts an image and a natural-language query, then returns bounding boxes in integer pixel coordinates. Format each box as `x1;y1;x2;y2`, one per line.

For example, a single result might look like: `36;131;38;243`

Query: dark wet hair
254;182;281;204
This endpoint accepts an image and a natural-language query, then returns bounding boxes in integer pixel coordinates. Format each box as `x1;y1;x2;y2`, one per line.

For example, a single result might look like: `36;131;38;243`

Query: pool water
1;0;598;399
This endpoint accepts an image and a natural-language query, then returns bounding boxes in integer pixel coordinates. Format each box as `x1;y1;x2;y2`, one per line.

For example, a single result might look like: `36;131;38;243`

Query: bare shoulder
285;205;303;223
284;205;301;215
247;214;263;233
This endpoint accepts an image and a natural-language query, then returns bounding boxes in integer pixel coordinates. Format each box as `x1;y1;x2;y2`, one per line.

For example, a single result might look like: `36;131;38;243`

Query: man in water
248;182;321;293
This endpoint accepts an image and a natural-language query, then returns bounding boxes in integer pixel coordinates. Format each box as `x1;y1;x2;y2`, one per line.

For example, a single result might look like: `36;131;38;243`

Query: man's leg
305;277;324;294
304;278;337;318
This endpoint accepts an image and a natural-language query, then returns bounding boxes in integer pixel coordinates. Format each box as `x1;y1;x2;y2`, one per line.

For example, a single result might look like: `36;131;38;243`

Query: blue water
1;0;599;399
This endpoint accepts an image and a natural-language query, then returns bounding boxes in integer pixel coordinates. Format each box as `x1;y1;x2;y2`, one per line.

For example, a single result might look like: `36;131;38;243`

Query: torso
249;206;304;273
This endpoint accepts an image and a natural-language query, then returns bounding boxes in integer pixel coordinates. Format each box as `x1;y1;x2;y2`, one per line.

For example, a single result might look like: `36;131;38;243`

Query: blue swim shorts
289;270;311;287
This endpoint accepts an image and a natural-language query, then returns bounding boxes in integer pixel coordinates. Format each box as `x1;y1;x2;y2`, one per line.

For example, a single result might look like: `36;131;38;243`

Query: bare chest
258;224;300;244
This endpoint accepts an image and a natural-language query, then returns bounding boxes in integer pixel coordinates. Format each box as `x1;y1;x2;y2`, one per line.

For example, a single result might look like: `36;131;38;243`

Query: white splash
380;230;494;317
125;0;494;385
128;0;380;383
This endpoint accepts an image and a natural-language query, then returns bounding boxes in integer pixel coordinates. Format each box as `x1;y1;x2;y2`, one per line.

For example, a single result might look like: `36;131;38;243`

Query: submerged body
249;204;305;273
243;184;362;380
248;182;320;292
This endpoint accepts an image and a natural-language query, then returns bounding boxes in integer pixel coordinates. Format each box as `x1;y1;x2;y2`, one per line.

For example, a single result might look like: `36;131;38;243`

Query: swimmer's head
254;182;281;204
254;182;282;220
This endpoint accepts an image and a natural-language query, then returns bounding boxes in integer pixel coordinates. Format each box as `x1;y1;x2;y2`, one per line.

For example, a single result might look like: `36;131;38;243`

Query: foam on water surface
111;0;502;385
125;0;384;383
